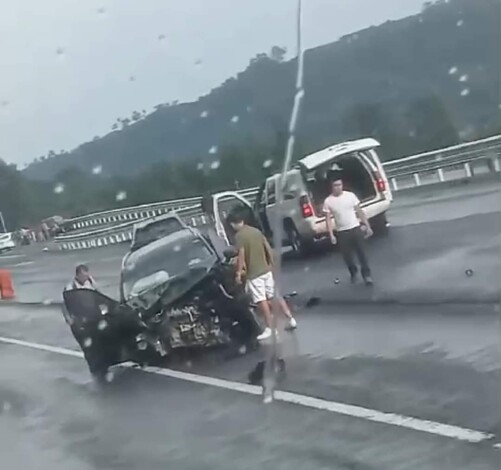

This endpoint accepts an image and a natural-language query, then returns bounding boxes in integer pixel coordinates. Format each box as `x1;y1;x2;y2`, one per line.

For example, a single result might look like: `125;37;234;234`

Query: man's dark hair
75;264;89;275
328;170;343;182
226;209;245;225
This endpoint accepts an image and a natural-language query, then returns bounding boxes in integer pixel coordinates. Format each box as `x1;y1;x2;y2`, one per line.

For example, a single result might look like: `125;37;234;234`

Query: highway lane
0;180;499;305
1;302;500;469
0;181;500;468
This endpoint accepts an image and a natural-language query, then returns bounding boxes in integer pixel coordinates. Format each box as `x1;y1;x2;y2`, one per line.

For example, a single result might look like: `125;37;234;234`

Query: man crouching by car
227;211;297;341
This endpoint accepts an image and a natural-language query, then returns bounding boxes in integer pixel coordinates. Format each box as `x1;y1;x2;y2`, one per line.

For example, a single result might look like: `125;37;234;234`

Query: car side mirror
223;247;238;260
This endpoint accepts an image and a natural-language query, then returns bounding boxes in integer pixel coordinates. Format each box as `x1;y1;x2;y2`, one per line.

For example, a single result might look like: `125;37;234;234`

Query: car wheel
371;213;390;236
285;223;312;255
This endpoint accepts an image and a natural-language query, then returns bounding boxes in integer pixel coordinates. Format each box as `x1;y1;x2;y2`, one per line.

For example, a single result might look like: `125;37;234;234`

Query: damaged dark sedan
63;219;263;383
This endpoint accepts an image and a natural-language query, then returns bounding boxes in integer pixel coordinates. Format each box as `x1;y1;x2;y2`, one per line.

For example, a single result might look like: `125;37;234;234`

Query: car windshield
122;231;217;306
132;217;185;250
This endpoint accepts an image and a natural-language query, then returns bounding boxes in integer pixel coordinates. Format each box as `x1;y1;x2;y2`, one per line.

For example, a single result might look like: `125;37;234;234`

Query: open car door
211;191;262;246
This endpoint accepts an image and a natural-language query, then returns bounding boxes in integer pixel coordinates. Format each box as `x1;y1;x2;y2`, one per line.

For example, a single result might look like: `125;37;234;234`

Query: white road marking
0;254;25;260
0;335;497;446
8;261;36;268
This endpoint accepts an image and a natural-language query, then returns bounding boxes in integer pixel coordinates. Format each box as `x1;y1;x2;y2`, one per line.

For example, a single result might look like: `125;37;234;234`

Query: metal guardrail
55;135;501;250
65;187;259;231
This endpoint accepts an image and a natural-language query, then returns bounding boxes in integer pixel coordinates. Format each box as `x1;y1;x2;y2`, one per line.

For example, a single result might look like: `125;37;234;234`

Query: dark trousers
336;227;371;278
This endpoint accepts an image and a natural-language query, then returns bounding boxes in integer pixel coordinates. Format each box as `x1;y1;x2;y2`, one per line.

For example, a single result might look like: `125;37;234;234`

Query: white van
209;138;392;254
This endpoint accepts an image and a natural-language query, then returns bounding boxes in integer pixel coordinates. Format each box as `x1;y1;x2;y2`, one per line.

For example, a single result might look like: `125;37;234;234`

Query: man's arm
235;247;245;284
355;203;373;236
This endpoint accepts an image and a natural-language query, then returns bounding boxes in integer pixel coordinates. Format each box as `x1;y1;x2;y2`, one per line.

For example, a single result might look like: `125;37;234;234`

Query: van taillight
300;196;314;218
374;171;386;192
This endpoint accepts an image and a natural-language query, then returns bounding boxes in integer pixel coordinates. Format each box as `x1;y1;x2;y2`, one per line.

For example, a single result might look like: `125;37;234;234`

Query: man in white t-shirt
323;177;374;285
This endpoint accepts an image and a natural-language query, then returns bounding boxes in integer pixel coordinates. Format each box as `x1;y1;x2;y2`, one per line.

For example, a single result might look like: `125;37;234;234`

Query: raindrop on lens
208;145;218;155
129;75;136;82
56;47;65;57
460;88;470;97
54;183;65;194
173;245;181;252
105;371;114;383
83;337;93;348
98;320;108;330
92;165;102;175
230;115;240;124
99;304;109;315
263;159;273;169
246;106;252;113
158;34;166;41
2;401;12;412
1;100;8;107
448;66;458;75
116;191;127;201
200;110;209;118
97;7;106;15
459;74;469;82
457;19;464;27
196;162;204;171
210;161;220;170
42;298;52;305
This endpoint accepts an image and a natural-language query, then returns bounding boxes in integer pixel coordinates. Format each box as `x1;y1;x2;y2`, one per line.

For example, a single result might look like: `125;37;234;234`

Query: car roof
132;212;185;232
298;138;380;171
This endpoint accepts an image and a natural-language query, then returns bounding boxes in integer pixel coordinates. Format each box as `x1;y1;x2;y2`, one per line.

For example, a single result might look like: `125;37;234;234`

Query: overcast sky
0;0;425;166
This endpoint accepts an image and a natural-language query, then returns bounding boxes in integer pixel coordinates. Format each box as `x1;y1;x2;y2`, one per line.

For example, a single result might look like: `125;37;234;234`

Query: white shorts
246;271;275;303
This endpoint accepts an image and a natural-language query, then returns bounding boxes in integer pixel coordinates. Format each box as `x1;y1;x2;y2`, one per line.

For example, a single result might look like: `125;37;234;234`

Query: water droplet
42;298;52;305
210;160;220;170
457;19;464;27
83;337;93;348
196;162;204;171
158;34;166;41
98;319;108;330
98;304;109;315
195;59;203;66
173;245;181;252
200;110;209;118
459;74;469;82
230;115;240;124
352;34;359;40
92;165;102;175
408;130;416;138
460;88;470;97
56;47;65;56
246;106;252;113
105;371;114;382
116;191;127;201
97;7;106;15
2;401;12;412
448;66;458;75
1;100;9;107
129;75;136;82
208;145;218;155
418;17;423;23
465;269;474;277
334;278;340;284
304;266;310;273
263;159;273;168
54;183;65;194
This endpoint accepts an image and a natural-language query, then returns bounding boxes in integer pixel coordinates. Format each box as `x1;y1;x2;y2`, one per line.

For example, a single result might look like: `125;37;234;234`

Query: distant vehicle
0;232;16;252
206;138;393;255
130;213;188;252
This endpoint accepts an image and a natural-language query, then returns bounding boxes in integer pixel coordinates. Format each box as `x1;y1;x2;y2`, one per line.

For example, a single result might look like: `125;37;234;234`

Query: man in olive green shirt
228;211;297;341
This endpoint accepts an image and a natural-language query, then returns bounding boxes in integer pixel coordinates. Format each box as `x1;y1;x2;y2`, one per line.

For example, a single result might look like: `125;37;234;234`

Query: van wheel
371;213;389;236
285;223;312;255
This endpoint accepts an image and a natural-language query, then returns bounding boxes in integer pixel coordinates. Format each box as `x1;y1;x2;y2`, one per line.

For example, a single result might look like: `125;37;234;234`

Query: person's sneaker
363;276;374;286
257;327;272;341
285;317;297;331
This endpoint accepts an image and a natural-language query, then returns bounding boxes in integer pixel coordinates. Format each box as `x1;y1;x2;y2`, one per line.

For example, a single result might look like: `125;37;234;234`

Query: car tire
285;223;313;256
371;212;390;236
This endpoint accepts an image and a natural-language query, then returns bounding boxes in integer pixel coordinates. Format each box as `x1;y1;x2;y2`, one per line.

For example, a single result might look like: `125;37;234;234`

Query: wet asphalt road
0;178;500;469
